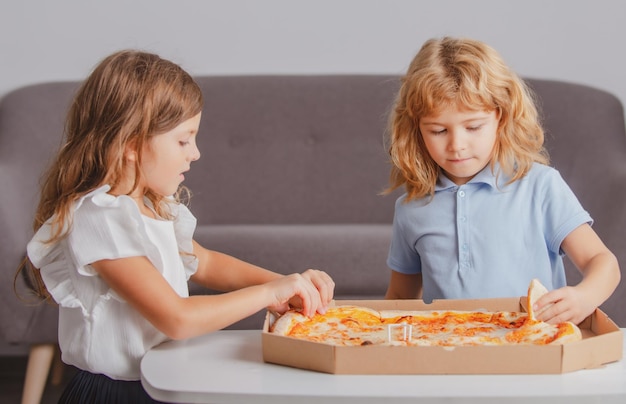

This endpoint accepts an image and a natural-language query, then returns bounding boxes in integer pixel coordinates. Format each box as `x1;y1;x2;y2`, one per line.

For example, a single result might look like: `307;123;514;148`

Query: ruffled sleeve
26;185;176;309
170;201;199;279
68;187;171;275
27;220;87;309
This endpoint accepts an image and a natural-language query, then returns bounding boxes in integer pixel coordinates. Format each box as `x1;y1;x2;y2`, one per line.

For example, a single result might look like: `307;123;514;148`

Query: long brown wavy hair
16;50;203;300
385;37;549;201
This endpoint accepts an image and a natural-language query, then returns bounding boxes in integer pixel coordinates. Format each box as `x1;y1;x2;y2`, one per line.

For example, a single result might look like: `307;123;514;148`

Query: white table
141;329;626;404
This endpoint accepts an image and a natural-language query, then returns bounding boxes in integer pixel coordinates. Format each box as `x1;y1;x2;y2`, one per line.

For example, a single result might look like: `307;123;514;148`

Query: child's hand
267;270;335;317
298;269;335;310
533;285;596;325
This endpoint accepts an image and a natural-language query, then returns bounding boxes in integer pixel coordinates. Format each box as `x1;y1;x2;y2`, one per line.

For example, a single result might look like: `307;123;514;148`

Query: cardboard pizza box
261;298;623;374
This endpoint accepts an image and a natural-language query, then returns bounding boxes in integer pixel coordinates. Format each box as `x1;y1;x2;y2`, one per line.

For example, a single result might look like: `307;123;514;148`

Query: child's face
140;113;202;197
419;104;498;185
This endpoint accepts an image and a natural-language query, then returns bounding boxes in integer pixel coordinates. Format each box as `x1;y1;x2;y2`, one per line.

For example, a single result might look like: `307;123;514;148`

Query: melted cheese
279;305;581;347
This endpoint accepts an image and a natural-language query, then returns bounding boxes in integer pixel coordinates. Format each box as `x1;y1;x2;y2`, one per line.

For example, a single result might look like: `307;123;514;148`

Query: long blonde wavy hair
17;50;203;300
385;37;549;201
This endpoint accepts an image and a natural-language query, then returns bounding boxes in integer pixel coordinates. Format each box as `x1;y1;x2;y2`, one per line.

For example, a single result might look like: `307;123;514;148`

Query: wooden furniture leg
21;343;54;404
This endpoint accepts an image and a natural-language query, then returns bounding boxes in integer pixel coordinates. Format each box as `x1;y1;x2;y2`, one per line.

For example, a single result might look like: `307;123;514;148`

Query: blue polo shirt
387;163;592;302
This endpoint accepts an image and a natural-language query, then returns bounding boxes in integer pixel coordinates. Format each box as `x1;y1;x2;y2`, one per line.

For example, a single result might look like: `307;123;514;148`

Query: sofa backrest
6;77;624;229
186;75;401;225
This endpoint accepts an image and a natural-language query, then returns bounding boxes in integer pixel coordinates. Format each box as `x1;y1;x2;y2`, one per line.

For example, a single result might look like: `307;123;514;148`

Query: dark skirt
58;368;166;404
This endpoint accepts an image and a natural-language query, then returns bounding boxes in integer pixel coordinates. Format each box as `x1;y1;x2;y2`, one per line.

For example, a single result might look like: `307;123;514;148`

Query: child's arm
534;223;621;325
189;240;334;312
91;244;334;340
385;271;423;299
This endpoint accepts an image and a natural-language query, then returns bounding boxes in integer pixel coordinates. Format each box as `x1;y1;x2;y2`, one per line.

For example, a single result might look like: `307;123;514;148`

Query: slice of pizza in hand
527;278;553;321
524;278;582;344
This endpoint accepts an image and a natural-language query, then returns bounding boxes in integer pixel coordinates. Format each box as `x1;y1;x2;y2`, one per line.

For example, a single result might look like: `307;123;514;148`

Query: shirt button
462;244;468;250
460;216;466;222
458;190;466;197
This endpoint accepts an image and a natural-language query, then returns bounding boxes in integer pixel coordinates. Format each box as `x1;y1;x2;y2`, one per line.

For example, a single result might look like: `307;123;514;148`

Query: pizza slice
524;278;582;344
505;319;582;345
527;278;552;321
271;305;386;345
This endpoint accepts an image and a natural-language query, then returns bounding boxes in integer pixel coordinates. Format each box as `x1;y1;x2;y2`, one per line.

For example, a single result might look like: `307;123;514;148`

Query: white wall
1;0;625;112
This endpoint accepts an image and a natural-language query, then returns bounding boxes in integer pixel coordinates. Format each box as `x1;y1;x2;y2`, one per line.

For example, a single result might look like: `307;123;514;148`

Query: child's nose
447;132;466;151
190;144;201;161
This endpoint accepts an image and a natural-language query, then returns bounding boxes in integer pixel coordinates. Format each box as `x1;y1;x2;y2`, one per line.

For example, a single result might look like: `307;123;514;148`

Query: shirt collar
435;163;508;192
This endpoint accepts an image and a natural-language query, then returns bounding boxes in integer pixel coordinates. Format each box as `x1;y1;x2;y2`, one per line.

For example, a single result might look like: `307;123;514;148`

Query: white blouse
27;185;198;380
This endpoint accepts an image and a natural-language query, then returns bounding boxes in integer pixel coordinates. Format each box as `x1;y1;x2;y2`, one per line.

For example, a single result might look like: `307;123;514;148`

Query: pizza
270;279;582;347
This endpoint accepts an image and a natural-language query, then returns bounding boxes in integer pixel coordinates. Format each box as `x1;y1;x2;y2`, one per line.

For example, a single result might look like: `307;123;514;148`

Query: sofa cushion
190;224;392;329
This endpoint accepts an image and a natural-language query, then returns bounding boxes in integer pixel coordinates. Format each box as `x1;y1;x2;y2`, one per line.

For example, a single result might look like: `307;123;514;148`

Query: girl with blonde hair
20;50;334;402
384;37;619;325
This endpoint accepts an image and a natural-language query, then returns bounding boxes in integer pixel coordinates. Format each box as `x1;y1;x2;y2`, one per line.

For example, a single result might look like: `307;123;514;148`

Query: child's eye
179;140;190;146
431;129;446;135
467;125;482;132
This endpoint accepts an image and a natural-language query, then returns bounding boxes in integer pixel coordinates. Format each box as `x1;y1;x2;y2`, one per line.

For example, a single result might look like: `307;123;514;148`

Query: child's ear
124;140;139;162
495;107;503;121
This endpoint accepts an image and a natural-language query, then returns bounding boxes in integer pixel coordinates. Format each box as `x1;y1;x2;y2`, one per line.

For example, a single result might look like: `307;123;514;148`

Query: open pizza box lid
261;298;623;374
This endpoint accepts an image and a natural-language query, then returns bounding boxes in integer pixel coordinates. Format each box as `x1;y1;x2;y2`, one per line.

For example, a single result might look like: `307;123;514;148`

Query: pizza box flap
262;298;622;375
560;308;623;372
338;297;523;313
261;330;338;373
332;344;564;374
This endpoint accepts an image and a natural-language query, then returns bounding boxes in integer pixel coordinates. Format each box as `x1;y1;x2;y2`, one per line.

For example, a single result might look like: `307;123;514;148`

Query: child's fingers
296;277;323;317
533;290;559;320
534;287;591;325
272;271;333;317
281;273;322;317
301;269;335;307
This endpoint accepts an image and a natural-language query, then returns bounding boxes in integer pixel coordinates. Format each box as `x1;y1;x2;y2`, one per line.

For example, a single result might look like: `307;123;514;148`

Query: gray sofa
1;76;625;401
